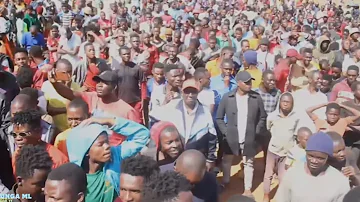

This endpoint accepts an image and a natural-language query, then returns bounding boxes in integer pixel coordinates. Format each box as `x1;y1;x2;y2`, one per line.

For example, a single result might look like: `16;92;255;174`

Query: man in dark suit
216;71;267;198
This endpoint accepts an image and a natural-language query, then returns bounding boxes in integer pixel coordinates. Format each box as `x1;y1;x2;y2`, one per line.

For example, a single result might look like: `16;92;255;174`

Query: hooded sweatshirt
66;117;149;202
266;93;300;157
313;36;335;65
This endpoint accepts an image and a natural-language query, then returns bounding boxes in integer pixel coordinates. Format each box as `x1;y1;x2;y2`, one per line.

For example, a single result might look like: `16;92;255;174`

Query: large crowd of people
1;0;360;201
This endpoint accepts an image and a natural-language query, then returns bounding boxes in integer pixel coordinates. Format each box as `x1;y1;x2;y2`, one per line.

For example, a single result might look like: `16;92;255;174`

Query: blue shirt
21;32;45;51
210;75;237;117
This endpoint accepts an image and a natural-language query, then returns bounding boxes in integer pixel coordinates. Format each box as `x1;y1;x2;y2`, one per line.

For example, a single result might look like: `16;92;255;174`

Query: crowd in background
1;0;360;201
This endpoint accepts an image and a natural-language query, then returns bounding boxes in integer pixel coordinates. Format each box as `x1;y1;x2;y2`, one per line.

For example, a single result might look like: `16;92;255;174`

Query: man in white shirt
276;132;350;202
194;68;215;113
57;27;81;70
292;70;328;132
257;38;275;71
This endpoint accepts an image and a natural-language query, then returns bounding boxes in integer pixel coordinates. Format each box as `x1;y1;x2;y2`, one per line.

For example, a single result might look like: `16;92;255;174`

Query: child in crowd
285;127;313;170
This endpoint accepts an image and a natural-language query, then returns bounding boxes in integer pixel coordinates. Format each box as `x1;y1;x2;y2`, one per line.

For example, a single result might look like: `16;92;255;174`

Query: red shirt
13;142;69;175
141;44;159;74
47;37;60;64
83;63;100;92
80;92;142;146
274;59;291;92
99;19;111;37
330;79;353;102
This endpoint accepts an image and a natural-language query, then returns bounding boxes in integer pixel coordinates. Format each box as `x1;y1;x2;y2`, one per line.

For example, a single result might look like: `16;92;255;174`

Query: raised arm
339;103;360;123
306;103;328;121
48;70;82;101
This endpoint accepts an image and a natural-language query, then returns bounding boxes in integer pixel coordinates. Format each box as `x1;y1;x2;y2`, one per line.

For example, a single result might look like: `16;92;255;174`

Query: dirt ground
218;152;279;202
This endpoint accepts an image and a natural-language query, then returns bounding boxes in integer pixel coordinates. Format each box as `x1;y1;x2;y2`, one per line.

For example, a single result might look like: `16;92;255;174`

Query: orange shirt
12;142;69;174
314;117;353;137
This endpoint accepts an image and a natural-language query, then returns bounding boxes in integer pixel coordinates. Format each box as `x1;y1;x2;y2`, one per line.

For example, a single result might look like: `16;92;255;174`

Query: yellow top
244;68;262;89
206;58;221;77
41;81;81;132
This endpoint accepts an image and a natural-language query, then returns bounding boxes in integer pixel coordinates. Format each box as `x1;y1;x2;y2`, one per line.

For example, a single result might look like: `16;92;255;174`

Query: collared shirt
21;32;45;51
236;93;248;143
254;88;281;114
184;101;199;142
210;74;237;117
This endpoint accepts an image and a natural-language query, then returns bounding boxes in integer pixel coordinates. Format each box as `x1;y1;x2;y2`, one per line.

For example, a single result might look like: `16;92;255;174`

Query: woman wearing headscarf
142;121;184;171
66;116;149;202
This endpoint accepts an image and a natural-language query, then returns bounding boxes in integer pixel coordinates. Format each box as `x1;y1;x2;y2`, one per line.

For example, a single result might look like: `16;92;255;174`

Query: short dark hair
262;70;274;78
47;163;87;194
164;64;180;74
55;59;72;70
121;155;160;181
322;74;333;83
16;67;34;88
351;81;360;92
68;98;89;113
29;46;43;58
153;62;164;69
331;61;342;70
347;65;359;73
15;144;52;179
19;88;39;104
326;103;341;113
14;48;28;56
194;68;208;80
327;131;343;143
142;171;192;202
12;109;42;130
303;48;313;54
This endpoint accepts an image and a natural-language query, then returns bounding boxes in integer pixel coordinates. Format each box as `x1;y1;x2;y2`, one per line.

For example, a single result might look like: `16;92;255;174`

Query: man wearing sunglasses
11;109;68;174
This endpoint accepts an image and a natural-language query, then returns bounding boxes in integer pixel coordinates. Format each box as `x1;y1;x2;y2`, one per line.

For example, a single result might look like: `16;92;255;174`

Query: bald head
175;150;206;184
11;94;37;117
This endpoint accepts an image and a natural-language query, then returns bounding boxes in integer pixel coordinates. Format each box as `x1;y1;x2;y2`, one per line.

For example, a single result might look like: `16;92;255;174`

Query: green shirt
86;170;117;202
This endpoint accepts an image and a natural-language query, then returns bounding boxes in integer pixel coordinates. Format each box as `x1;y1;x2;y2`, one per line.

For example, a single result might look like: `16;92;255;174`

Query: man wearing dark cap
49;69;141;145
276;132;350;202
274;49;302;92
216;71;267;198
257;38;275;71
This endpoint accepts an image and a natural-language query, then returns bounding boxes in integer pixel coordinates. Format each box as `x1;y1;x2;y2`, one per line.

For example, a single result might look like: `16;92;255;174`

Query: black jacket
216;89;267;157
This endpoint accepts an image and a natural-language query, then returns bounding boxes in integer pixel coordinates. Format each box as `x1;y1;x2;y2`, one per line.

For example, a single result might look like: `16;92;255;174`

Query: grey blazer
216;89;267;157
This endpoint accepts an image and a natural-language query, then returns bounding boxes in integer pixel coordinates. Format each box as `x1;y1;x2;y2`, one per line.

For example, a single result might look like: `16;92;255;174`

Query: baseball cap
243;50;258;66
286;49;303;60
93;71;118;83
235;71;255;83
182;79;200;91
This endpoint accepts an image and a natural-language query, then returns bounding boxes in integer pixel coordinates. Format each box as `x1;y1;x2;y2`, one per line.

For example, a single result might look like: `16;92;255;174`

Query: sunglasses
11;131;31;138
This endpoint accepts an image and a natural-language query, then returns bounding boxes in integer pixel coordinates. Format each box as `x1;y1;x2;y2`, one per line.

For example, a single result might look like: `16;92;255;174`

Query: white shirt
59;34;81;68
198;89;215;111
342;58;360;73
184;101;199;143
257;50;275;71
236;93;248;143
292;89;328;132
